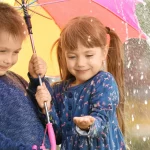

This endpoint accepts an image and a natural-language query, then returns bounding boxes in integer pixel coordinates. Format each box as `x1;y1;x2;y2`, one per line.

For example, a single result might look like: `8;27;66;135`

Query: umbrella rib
28;0;67;7
15;0;22;5
28;8;52;20
27;0;37;6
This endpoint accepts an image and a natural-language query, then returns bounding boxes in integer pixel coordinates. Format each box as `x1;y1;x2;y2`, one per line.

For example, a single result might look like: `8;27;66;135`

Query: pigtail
51;39;63;79
107;28;125;135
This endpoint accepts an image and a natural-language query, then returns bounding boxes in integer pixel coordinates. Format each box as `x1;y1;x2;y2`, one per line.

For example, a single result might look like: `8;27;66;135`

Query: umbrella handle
32;123;56;150
38;77;56;150
47;123;56;150
38;75;51;123
21;1;56;149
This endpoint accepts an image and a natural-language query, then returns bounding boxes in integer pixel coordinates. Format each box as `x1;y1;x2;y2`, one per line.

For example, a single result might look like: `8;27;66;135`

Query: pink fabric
93;0;142;31
47;123;56;150
37;0;146;42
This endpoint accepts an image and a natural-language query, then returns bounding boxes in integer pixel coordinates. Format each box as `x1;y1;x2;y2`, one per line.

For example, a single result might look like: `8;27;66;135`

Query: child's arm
27;53;50;123
0;132;31;150
28;54;62;145
35;84;63;145
74;73;119;138
35;83;52;114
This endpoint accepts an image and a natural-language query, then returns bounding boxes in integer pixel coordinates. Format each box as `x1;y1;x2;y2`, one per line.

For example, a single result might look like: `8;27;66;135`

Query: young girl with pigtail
32;16;126;150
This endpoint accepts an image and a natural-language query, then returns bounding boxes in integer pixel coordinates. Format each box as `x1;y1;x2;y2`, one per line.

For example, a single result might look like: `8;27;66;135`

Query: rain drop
143;137;146;142
127;60;131;68
24;31;27;35
140;75;144;80
126;92;129;96
145;90;148;94
136;124;140;130
89;0;92;3
146;38;150;46
132;114;134;122
131;76;134;80
87;35;91;42
144;100;148;105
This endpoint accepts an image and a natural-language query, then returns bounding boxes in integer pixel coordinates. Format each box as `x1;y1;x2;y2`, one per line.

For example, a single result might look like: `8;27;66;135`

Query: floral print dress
49;71;126;150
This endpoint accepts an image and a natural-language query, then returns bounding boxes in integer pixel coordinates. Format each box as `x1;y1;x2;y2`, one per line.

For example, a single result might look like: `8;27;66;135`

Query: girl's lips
76;69;89;73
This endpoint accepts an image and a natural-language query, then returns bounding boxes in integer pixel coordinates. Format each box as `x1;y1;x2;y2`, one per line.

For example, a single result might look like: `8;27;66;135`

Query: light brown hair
0;2;27;40
51;16;125;134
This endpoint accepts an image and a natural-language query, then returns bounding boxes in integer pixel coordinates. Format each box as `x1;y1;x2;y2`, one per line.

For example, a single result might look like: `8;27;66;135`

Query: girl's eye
68;56;76;59
86;55;93;57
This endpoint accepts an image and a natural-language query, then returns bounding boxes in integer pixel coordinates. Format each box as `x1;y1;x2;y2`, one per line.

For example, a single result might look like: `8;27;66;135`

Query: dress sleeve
76;73;119;138
49;84;63;145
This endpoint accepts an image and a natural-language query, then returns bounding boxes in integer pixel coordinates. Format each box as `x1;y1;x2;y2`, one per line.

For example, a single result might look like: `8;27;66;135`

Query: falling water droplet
132;114;134;122
145;90;148;94
143;137;146;142
144;100;148;105
127;60;131;68
136;124;140;130
140;75;144;80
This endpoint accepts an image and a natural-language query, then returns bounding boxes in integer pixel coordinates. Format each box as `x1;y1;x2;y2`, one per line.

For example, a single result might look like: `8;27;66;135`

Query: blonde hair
0;2;27;40
51;16;125;135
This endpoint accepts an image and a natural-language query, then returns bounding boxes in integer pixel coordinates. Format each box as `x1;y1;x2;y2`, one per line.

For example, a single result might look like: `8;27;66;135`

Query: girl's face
65;41;107;85
0;31;22;76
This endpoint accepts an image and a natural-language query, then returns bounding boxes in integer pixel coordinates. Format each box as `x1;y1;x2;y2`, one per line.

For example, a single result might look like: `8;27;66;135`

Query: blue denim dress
49;71;126;150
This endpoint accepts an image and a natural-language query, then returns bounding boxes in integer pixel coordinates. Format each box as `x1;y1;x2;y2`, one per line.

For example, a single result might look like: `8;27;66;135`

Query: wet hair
51;16;125;135
0;2;27;40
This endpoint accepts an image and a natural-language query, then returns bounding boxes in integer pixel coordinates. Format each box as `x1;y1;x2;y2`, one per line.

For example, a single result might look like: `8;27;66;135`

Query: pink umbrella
37;0;147;42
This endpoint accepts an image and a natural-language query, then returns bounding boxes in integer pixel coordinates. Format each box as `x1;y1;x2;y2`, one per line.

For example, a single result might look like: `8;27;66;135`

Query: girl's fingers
73;116;95;126
35;84;51;110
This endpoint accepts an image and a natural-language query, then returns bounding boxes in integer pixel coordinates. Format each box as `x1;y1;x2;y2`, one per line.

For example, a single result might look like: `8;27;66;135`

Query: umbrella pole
21;1;56;150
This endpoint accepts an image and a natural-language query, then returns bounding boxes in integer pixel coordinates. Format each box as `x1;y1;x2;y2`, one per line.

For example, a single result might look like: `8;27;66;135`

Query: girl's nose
76;56;85;67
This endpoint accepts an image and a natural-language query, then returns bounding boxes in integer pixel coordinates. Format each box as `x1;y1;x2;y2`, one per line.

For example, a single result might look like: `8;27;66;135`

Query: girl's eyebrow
66;49;96;55
84;50;95;53
66;51;76;54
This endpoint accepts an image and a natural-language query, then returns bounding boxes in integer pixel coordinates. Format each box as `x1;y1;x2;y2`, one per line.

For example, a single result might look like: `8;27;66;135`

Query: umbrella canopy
38;0;146;42
2;0;147;80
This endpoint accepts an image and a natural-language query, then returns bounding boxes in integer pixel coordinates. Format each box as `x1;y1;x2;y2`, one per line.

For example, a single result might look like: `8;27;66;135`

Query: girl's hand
35;83;51;114
29;53;47;78
73;116;95;130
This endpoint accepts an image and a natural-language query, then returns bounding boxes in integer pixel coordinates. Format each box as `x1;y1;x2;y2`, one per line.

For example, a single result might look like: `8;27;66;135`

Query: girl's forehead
66;46;101;54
